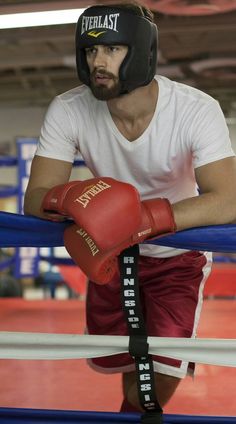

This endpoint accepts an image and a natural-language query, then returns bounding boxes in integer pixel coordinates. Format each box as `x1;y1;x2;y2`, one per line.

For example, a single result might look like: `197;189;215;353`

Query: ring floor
0;298;235;416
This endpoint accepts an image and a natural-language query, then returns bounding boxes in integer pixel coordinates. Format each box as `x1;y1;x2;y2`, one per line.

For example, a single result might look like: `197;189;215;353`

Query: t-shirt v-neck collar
102;77;162;146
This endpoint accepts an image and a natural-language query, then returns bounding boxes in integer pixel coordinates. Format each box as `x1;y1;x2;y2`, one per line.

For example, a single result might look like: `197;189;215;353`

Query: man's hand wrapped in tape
42;177;176;285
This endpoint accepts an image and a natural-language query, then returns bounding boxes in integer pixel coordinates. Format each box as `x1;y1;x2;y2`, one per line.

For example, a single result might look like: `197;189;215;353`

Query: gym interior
0;1;236;422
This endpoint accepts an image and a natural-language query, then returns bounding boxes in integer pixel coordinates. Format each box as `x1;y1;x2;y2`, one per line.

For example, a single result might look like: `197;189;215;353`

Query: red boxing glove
64;197;176;285
42;177;142;251
133;198;176;243
64;224;120;284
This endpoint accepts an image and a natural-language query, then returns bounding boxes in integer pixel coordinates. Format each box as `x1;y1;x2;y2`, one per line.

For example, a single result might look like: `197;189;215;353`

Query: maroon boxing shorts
86;250;212;378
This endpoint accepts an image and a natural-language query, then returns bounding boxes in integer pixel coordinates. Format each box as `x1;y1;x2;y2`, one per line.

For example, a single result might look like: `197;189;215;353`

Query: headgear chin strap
75;5;158;94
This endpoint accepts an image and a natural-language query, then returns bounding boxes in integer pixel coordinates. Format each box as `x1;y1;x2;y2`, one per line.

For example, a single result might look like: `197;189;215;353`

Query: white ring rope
0;332;236;367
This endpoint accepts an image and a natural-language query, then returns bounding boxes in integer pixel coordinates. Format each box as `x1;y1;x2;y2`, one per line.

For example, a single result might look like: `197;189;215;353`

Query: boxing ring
0;211;236;423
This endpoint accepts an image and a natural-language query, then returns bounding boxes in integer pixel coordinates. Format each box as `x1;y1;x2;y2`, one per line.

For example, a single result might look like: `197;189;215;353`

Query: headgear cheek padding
75;5;158;94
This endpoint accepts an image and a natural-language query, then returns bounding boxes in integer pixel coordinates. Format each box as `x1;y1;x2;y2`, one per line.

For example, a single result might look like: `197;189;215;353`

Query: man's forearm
173;191;236;232
24;187;50;218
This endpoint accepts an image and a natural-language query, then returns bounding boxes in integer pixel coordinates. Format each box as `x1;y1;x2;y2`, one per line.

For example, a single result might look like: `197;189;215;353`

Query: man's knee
122;371;181;410
153;373;181;406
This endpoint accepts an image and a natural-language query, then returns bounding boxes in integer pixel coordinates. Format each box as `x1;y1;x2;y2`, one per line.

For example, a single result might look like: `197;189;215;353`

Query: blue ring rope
0;256;15;271
0;186;18;198
0;157;18;167
0;156;84;168
40;256;74;265
0;211;236;252
0;407;234;423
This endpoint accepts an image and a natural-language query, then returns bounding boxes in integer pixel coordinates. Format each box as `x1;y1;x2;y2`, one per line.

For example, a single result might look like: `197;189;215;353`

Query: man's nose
93;50;107;68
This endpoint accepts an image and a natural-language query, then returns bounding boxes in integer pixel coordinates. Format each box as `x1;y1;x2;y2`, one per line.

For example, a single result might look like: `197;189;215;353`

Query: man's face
85;44;128;100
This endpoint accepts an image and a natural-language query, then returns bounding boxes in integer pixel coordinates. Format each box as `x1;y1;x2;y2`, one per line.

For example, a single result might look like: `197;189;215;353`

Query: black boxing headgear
75;5;158;94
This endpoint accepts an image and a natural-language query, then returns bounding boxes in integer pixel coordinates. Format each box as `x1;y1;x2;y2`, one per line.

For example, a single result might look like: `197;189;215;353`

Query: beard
89;69;123;100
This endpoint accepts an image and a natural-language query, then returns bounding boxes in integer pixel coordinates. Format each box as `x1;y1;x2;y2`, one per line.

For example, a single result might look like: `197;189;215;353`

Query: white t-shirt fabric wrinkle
36;75;235;258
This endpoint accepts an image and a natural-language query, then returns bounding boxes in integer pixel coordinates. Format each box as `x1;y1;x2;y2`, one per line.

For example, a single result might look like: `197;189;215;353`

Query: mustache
91;69;116;79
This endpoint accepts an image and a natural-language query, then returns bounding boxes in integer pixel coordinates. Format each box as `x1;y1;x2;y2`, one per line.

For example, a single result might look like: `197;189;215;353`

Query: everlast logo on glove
81;13;120;35
76;228;99;256
74;180;111;208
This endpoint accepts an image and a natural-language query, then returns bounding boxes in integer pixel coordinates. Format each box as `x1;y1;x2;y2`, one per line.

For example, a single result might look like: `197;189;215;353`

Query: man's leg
122;371;181;411
119;251;211;412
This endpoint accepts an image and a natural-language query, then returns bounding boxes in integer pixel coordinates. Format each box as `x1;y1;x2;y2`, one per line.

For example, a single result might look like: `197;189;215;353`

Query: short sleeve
36;96;78;163
190;99;235;169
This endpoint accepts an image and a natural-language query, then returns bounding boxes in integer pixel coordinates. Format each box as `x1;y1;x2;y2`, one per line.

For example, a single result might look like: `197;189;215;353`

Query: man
24;1;236;413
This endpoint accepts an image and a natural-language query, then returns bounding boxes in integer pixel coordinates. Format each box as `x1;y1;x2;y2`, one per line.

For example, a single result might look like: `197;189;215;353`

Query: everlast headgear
75;5;158;94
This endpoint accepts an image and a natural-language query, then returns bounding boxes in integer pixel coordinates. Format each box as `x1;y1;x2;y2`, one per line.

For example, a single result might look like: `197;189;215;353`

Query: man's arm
173;156;236;231
24;155;73;219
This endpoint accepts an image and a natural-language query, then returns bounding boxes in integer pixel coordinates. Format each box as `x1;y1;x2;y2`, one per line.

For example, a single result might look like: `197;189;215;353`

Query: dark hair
102;0;154;22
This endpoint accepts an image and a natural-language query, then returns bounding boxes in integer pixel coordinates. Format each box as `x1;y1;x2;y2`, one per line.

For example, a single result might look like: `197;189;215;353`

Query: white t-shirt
36;75;235;257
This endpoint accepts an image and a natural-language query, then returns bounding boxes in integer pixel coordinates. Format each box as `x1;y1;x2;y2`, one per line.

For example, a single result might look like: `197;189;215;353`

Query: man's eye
86;48;96;55
109;46;118;52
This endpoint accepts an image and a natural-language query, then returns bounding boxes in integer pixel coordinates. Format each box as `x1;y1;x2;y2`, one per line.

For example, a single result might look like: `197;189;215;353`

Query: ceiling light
0;8;86;29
